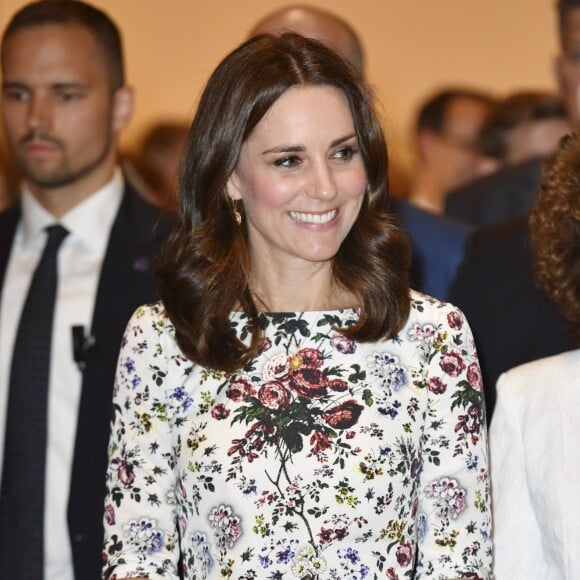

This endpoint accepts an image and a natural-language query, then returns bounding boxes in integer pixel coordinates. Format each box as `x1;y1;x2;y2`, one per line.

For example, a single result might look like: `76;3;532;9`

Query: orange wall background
0;0;560;174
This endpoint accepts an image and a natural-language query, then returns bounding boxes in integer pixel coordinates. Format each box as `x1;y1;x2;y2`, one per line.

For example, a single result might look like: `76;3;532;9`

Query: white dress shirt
0;171;123;580
490;348;580;579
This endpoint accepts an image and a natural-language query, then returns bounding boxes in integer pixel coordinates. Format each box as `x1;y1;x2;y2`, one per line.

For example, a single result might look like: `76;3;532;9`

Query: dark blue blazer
0;182;175;579
390;199;472;300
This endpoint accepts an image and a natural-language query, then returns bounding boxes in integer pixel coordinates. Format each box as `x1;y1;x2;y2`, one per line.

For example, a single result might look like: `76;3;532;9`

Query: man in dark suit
0;2;174;578
445;156;543;228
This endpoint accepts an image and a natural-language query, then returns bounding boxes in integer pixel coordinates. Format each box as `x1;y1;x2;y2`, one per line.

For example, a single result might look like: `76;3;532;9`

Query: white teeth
289;209;337;224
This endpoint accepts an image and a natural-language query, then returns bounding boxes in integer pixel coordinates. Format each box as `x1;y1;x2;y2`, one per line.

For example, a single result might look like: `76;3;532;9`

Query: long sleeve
102;304;181;579
414;304;493;579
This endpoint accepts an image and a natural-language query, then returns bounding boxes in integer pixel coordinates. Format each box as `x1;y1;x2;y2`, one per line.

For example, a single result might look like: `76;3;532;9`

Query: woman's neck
249;261;350;312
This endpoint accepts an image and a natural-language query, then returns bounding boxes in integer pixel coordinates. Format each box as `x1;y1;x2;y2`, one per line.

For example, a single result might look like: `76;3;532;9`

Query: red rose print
211;404;230;420
439;350;466;377
310;430;332;456
395;541;414;567
467;362;483;391
226;376;256;402
447;310;463;330
327;378;349;392
322;400;363;429
117;460;135;486
257;381;292;410
296;348;323;368
290;368;327;398
427;376;447;395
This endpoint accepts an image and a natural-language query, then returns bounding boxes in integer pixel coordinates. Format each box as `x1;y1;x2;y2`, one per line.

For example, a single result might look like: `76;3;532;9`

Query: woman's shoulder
498;348;580;397
125;301;176;339
407;289;467;326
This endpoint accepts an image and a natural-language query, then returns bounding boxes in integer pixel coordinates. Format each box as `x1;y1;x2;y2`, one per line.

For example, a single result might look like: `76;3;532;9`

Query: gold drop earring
232;200;242;225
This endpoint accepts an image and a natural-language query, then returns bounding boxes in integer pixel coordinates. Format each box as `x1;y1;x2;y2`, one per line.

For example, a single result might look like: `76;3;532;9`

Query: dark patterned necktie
0;224;69;577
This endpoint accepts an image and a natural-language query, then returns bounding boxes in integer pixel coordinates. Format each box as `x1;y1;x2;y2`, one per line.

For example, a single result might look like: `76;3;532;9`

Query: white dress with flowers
102;292;492;579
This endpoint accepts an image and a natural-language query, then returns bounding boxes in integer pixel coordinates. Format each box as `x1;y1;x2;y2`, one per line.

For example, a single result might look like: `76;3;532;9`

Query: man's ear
112;86;134;132
416;130;437;163
554;54;566;96
226;170;243;201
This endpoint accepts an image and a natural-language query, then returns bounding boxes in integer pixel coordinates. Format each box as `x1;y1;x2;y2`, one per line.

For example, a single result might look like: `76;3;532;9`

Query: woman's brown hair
530;131;580;343
156;33;410;372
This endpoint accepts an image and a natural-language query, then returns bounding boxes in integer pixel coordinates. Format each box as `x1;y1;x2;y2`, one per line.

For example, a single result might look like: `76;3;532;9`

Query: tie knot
45;224;69;249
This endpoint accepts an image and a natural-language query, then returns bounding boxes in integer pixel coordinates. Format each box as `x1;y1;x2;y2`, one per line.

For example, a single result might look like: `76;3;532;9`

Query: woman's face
227;85;367;273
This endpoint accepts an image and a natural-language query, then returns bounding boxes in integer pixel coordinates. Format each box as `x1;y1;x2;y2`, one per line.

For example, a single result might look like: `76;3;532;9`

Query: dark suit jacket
0;182;175;579
444;157;543;228
448;216;574;422
390;199;472;300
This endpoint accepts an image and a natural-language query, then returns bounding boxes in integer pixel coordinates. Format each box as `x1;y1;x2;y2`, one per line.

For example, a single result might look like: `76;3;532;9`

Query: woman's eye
333;146;358;161
274;155;301;168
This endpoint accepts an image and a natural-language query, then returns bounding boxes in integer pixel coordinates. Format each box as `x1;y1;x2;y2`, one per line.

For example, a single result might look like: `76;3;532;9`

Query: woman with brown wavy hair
491;131;580;578
103;33;492;579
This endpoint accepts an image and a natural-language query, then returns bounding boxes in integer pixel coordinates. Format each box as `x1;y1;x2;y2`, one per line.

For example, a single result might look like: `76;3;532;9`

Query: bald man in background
250;4;364;72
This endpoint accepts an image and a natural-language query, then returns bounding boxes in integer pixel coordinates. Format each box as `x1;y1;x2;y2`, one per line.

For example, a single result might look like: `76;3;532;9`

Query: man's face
429;97;491;191
1;23;127;196
556;8;580;127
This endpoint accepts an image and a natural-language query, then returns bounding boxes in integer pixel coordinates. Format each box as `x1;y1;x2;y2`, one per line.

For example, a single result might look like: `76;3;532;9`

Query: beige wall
0;0;560;175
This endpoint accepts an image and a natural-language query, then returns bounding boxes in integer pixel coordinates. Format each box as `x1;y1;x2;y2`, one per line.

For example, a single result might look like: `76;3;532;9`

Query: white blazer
490;348;580;579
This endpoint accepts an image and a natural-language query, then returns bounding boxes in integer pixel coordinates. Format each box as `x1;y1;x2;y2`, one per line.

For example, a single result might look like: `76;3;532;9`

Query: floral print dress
103;292;492;579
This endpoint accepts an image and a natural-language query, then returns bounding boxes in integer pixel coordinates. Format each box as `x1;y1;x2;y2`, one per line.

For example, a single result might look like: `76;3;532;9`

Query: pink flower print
439;350;466;377
447;310;463;330
330;333;356;354
467;362;483;391
309;430;333;457
211;404;230;420
116;459;135;486
289;368;327;398
427;376;447;395
259;337;272;353
295;347;323;369
257;381;292;410
226;375;256;402
425;477;468;519
104;504;115;526
455;404;483;444
387;569;400;580
208;504;242;549
327;378;349;392
395;541;414;567
263;354;291;381
322;400;364;429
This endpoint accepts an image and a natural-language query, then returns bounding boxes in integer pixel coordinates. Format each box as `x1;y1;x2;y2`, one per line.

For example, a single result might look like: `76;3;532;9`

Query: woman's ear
226;171;243;201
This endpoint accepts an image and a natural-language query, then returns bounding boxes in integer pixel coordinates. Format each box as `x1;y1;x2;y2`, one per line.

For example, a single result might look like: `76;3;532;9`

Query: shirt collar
20;169;124;255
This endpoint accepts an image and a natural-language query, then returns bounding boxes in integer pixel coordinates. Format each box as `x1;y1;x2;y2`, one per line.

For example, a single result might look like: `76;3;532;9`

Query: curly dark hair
529;131;580;343
156;33;411;372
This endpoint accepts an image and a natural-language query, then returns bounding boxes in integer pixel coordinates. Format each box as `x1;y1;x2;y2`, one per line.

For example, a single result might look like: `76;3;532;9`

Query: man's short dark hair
557;0;580;44
479;91;567;161
415;88;495;134
1;0;125;89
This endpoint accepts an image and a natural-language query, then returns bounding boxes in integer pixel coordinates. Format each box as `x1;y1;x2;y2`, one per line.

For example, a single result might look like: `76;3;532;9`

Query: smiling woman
103;33;493;579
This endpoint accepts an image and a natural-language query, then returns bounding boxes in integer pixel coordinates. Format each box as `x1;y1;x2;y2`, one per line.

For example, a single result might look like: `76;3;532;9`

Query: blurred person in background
408;87;496;215
128;121;188;212
478;90;570;174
